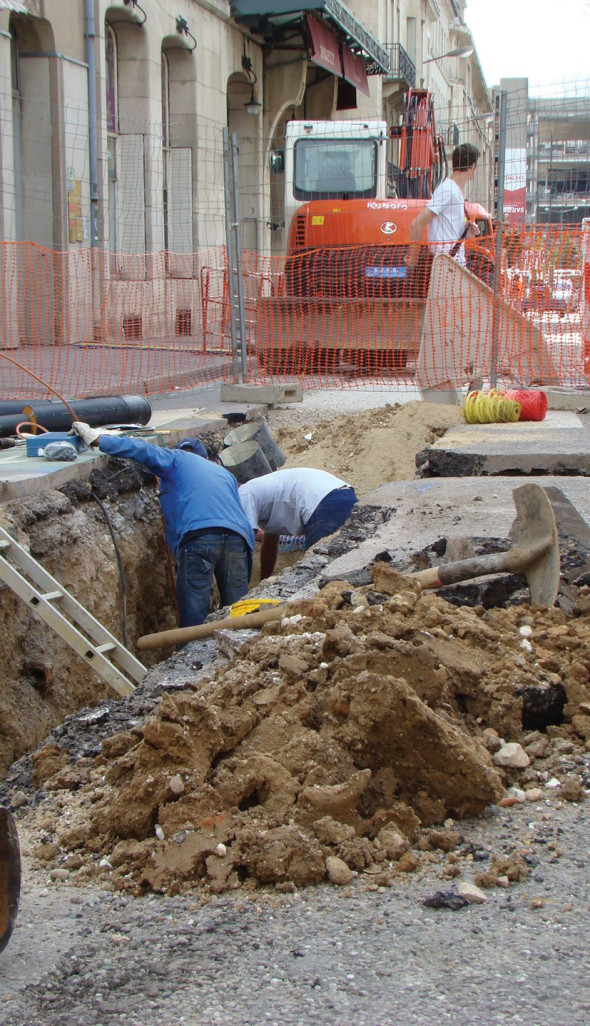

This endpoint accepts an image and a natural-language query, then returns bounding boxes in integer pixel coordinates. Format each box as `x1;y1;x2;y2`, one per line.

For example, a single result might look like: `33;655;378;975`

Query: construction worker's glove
70;421;120;447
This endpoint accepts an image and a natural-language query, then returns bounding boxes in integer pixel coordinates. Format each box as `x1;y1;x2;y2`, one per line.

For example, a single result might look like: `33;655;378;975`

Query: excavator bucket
0;807;21;953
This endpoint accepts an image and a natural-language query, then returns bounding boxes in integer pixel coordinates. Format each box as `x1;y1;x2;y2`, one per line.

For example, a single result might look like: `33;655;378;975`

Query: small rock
11;790;28;809
422;890;469;910
505;787;526;803
168;775;185;796
559;778;585;802
545;777;561;789
496;875;510;888
530;897;545;909
456;881;488;904
482;728;502;754
155;825;165;841
49;868;70;882
215;843;227;857
493;743;530;769
325;856;352;886
525;788;544;802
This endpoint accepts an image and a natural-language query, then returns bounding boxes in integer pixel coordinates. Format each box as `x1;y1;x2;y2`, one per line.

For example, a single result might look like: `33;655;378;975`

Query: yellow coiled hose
463;389;522;424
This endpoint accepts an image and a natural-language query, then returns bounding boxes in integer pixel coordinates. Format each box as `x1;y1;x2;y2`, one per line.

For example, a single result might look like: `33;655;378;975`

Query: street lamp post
423;45;474;63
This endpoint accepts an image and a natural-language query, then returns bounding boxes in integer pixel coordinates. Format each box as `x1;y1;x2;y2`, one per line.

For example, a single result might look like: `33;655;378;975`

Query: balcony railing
383;43;416;89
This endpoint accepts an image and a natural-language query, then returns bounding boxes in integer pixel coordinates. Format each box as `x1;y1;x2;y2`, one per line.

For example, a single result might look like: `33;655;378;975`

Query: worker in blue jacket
72;423;254;628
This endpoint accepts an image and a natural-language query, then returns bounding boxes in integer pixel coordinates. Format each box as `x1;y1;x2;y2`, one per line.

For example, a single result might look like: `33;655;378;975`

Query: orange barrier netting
0;224;588;400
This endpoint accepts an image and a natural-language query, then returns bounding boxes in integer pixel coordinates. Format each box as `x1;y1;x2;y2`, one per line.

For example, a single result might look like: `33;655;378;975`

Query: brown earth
24;566;590;897
269;400;462;495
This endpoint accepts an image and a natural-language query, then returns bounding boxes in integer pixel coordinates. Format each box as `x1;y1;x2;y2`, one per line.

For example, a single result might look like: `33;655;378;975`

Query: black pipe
0;394;152;438
0;400;54;415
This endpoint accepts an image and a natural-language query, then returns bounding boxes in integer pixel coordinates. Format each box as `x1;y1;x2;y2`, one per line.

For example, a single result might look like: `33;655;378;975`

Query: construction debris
13;564;589;898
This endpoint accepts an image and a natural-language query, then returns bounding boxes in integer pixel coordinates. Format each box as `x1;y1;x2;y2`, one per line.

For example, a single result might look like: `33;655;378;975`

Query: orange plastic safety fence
251;223;588;391
0;242;233;401
0;224;588;400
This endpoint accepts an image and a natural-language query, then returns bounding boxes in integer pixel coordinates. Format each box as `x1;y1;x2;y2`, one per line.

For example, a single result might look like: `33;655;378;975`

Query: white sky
464;0;590;97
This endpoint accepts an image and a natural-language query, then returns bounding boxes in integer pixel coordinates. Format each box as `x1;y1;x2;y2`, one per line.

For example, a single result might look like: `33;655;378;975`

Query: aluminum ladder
0;526;146;697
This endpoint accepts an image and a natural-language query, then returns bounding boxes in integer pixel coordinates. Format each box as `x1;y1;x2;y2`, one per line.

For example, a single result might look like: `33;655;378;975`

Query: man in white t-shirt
406;143;481;272
239;467;358;580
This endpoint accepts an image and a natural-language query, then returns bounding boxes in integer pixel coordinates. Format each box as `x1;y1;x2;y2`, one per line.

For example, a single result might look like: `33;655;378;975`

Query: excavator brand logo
368;202;408;210
380;221;397;235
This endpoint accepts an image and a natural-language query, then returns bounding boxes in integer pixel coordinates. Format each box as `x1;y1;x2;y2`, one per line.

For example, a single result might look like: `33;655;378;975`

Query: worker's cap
176;438;208;459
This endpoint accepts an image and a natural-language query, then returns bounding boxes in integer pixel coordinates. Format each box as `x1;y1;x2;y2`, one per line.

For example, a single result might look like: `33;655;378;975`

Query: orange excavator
256;89;495;373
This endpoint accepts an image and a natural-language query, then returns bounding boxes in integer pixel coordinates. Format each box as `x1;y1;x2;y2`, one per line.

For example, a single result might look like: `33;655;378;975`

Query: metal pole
490;90;507;388
83;0;98;247
230;132;249;381
222;127;239;380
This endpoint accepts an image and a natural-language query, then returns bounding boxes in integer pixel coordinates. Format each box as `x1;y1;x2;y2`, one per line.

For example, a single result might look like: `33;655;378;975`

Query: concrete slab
219;383;303;404
326;476;590;582
0;445;100;502
416;411;590;477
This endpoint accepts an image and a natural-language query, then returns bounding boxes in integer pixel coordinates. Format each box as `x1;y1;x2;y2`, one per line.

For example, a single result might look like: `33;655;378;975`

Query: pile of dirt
22;565;590;897
270;401;462;495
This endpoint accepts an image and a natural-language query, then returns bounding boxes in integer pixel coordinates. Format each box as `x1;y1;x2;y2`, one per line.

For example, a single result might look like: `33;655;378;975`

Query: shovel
409;483;560;606
138;603;287;650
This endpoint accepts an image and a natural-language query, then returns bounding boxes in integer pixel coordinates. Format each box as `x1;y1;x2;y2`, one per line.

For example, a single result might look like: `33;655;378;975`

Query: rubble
6;564;589;899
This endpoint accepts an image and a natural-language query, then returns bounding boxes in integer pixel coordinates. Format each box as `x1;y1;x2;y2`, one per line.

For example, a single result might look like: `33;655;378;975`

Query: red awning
341;42;370;96
306;14;342;77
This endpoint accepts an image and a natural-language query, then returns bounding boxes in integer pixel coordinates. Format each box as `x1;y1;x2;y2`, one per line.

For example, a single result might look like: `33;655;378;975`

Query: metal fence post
222;128;239;380
222;128;249;383
491;90;507;388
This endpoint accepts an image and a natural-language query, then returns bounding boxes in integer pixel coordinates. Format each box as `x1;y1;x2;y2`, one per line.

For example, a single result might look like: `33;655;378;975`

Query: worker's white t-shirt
239;467;347;536
427;178;467;265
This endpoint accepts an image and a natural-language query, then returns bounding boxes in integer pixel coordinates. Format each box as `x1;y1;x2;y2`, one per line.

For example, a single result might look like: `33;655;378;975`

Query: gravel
1;795;589;1025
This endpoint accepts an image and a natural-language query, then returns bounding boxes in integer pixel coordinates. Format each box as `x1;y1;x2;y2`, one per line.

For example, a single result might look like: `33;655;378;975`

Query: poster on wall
504;148;527;225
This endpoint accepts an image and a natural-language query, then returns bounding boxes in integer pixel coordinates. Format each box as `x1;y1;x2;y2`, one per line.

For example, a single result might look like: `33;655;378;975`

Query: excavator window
293;138;378;201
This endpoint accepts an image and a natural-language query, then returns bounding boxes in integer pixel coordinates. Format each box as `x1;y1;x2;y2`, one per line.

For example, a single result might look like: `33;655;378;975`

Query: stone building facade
0;0;491;347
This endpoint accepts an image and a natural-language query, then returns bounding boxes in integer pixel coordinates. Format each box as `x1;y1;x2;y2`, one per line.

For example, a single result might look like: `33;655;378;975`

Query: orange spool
503;390;548;422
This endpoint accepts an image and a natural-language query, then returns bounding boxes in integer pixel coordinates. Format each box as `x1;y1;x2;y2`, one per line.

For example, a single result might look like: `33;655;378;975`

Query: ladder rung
0;540;11;551
95;643;116;654
29;590;63;605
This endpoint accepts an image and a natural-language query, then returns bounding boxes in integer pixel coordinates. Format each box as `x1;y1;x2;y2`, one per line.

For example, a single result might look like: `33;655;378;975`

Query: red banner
306;15;343;77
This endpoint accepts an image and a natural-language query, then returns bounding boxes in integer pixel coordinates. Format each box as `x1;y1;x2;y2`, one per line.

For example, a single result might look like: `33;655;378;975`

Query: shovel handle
410;539;551;591
138;604;286;650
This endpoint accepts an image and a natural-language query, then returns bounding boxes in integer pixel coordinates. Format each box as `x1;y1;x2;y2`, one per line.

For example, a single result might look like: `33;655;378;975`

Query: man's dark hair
452;143;480;171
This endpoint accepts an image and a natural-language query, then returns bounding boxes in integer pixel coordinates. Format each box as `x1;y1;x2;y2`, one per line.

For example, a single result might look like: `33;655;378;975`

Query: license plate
365;265;406;279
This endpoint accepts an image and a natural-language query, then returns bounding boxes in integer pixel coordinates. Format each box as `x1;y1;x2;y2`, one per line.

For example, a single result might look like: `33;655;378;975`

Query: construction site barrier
0;223;587;400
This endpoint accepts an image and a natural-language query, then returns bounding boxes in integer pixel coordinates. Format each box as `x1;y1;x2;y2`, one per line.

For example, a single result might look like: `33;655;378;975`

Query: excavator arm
391;88;446;199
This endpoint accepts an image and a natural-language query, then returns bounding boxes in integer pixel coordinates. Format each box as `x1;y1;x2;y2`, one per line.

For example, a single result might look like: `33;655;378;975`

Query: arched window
106;24;118;135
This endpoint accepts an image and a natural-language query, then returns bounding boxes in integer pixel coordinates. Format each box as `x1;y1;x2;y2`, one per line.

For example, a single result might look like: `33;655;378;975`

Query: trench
0;457;176;776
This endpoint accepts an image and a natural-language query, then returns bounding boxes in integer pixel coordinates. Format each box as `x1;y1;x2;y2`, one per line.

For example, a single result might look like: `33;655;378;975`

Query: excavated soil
13;565;590;899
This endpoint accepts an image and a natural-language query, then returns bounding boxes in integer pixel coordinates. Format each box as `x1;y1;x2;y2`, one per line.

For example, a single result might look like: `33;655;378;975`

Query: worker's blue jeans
175;528;251;628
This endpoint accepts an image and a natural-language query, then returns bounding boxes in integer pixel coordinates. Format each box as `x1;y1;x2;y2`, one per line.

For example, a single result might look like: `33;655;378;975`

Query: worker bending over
239;467;357;580
72;423;253;628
